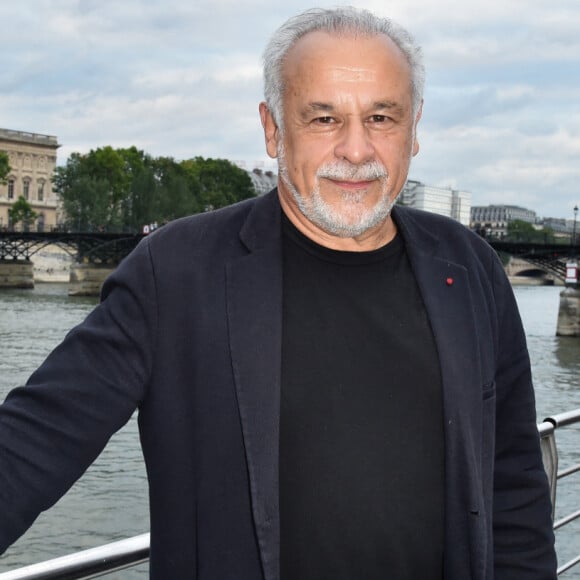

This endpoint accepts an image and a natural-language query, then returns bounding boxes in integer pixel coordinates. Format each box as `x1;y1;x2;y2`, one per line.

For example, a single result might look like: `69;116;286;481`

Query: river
0;283;578;577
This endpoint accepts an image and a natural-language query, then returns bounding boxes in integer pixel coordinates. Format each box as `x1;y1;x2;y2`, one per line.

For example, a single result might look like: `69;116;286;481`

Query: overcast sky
2;0;578;220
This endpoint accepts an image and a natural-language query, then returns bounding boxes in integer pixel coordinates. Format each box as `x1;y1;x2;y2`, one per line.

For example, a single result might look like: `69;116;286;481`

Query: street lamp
573;205;578;247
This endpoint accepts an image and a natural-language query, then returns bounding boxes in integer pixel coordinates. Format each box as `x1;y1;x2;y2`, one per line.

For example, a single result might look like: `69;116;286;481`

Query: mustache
316;160;388;181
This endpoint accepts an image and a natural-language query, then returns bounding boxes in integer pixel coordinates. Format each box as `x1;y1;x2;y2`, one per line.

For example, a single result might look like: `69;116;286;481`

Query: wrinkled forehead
280;30;414;101
282;30;411;83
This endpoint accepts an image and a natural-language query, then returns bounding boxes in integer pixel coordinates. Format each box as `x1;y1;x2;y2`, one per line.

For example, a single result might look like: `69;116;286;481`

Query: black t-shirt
280;215;445;580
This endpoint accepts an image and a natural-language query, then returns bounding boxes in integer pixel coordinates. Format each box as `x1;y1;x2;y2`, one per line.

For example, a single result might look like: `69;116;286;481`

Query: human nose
333;119;375;165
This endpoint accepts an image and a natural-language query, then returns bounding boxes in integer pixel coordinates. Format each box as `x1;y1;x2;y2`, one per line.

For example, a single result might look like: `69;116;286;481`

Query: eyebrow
302;102;335;115
372;100;406;117
301;100;406;117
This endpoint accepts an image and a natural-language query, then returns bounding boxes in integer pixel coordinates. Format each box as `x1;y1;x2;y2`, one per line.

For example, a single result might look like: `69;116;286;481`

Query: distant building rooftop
247;167;277;195
0;128;59;148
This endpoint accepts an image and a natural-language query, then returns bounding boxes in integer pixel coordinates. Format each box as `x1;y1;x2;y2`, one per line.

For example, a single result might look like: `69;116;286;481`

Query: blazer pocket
482;380;496;401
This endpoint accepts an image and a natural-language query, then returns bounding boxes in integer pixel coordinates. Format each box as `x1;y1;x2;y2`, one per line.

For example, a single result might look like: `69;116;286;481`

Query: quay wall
0;246;569;295
0;260;34;288
0;246;113;295
557;287;580;337
69;263;114;296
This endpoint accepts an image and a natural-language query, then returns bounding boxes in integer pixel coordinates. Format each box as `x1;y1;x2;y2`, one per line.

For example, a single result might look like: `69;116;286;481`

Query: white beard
277;146;397;238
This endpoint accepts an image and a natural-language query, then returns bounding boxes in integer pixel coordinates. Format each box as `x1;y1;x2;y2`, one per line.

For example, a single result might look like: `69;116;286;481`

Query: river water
0;282;578;577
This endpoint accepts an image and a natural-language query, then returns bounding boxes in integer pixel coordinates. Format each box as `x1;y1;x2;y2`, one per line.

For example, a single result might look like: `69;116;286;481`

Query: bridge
0;231;145;294
0;231;579;333
485;240;580;336
487;240;579;282
0;231;144;265
1;232;577;271
0;231;578;294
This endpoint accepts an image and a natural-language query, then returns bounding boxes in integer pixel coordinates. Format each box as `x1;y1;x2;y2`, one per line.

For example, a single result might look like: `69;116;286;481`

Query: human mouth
325;178;375;190
316;160;388;183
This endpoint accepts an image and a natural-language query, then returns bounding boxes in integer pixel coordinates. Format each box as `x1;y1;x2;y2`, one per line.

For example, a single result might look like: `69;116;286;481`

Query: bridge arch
506;257;550;277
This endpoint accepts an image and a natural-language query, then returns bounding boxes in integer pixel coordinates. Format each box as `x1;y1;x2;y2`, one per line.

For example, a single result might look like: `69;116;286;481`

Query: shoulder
140;189;280;260
393;205;510;301
147;196;257;246
393;205;492;258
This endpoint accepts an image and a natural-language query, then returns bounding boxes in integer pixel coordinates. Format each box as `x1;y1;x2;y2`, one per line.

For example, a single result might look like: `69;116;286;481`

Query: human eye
313;116;336;125
368;114;391;124
366;113;398;131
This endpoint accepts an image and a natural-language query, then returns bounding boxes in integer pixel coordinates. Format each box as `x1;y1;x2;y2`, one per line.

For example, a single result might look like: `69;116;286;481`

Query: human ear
259;102;280;159
412;101;423;157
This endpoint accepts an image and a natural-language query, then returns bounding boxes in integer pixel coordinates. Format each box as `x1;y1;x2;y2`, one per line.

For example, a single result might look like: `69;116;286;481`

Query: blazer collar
227;189;283;580
238;189;282;252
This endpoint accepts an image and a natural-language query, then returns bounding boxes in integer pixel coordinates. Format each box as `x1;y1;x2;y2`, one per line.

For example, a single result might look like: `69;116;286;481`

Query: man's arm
0;239;157;553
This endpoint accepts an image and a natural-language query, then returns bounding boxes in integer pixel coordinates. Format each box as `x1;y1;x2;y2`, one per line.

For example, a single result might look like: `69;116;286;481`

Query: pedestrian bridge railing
1;409;580;579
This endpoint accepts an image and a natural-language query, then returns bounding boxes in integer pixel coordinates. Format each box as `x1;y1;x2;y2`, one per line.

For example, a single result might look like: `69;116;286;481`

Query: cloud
1;0;578;219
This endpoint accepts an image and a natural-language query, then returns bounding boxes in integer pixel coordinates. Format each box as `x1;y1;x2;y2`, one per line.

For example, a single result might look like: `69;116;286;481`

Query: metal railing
539;409;580;576
1;409;579;579
0;535;149;579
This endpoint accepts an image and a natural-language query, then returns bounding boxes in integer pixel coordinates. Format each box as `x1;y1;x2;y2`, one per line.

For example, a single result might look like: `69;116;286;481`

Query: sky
1;0;579;220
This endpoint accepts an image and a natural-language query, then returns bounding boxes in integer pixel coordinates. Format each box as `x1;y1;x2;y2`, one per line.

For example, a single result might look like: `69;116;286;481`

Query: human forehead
281;30;412;87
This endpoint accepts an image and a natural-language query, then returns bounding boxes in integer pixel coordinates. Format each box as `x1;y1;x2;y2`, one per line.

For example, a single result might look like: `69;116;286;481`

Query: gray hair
263;6;425;131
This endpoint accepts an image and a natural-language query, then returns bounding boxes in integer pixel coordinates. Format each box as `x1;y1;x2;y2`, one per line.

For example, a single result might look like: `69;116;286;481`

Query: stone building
0;128;60;231
470;205;537;239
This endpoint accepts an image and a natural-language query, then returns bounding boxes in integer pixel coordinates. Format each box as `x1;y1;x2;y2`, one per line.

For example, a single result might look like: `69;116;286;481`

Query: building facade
247;167;277;195
470;205;537;239
399;180;471;225
0;128;60;231
541;217;579;239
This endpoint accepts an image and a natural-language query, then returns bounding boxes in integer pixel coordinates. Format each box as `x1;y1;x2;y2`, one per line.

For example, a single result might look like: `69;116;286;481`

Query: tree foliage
506;219;555;243
8;196;38;230
53;147;256;232
0;151;10;184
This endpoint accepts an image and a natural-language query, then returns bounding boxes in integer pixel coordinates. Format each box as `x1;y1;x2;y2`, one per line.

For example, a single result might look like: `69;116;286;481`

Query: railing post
538;421;558;519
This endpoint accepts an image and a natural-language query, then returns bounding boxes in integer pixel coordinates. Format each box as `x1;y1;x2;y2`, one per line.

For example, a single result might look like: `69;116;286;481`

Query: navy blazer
0;190;556;578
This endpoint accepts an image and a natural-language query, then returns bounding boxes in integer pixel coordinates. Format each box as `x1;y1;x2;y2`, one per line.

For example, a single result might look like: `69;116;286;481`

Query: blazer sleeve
490;256;557;578
0;238;157;553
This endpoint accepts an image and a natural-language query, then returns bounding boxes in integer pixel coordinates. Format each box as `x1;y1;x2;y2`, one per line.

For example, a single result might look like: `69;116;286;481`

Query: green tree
54;148;257;232
127;166;158;229
180;157;255;212
152;156;196;222
54;147;151;231
0;151;10;184
507;220;555;243
54;153;114;231
8;196;38;231
60;176;112;231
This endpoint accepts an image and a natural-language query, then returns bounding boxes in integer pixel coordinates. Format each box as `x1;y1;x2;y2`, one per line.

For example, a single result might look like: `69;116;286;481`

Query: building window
38;182;45;201
8;178;15;199
23;179;30;200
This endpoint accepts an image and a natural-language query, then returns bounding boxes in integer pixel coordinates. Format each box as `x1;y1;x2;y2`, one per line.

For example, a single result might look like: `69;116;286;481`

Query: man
0;7;556;579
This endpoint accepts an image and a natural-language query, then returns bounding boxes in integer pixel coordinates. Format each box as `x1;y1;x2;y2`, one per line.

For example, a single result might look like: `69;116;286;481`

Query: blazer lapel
226;192;283;580
394;207;485;578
